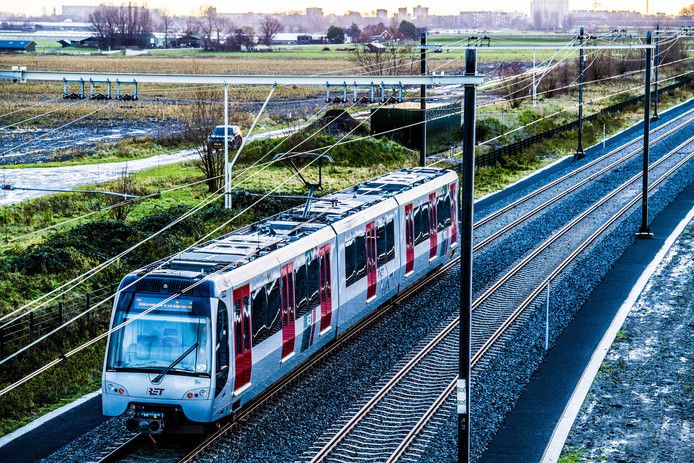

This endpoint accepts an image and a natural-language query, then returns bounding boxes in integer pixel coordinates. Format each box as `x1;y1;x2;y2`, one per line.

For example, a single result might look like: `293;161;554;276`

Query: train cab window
267;280;282;337
308;257;320;308
385;218;395;262
377;224;387;267
354;232;367;280
295;264;309;318
215;300;229;396
251;287;269;345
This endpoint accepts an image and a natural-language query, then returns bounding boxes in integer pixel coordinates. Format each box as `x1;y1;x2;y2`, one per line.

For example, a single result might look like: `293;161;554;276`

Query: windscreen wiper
151;343;198;384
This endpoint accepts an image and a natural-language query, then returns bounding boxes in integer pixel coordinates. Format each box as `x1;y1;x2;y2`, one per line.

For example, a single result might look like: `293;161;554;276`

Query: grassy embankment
0;84;691;435
0;127;417;436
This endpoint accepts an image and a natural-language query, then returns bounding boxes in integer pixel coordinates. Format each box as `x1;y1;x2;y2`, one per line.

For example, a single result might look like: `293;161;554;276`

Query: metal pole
532;50;537;107
458;47;476;463
652;24;660;120
575;26;585;160
545;281;550;351
224;84;231;209
637;31;654;239
420;32;427;167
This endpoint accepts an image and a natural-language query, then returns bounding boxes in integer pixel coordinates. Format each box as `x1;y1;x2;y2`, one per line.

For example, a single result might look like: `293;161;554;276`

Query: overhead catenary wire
0;93;392;370
0;98;367;328
0;100;348;323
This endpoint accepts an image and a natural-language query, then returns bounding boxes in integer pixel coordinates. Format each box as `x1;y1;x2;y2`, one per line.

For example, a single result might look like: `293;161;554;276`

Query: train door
449;183;458;246
280;263;296;359
365;222;377;300
404;204;415;275
428;192;438;260
232;285;252;392
215;299;230;397
319;244;332;332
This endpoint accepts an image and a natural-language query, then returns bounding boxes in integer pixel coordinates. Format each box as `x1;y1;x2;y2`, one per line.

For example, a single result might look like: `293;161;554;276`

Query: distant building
0;40;36;52
413;5;429;23
376;9;388;21
61;5;99;21
170;34;204;48
306;7;323;18
531;0;569;29
397;7;408;23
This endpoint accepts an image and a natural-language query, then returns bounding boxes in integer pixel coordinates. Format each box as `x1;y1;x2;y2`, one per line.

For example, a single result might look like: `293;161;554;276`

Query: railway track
85;108;694;463
91;433;146;463
302;135;694;463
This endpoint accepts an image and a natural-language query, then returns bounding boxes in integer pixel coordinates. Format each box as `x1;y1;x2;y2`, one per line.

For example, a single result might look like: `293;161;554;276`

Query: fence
476;77;693;168
0;284;115;358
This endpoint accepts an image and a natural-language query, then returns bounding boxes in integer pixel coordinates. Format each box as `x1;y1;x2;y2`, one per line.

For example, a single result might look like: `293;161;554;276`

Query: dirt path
560;215;694;462
0;122;307;206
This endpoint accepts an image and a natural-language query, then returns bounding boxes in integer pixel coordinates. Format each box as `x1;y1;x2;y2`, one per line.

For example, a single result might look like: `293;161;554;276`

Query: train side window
308;256;320;308
413;206;421;244
416;203;430;245
438;193;450;231
355;232;367;280
386;218;395;262
267;279;282;337
345;238;356;287
251;287;269;345
215;300;229;396
376;223;387;267
295;264;309;318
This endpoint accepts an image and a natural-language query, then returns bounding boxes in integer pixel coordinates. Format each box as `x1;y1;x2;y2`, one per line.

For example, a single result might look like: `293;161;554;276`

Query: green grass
0;86;691;438
559;446;587;463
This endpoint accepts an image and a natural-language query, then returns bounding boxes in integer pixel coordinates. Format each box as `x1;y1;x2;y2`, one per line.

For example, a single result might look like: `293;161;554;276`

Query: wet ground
0;118;183;165
0;122;308;206
561;217;694;463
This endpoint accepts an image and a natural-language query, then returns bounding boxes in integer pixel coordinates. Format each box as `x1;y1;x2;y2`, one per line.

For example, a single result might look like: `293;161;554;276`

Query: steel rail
96;433;147;463
176;258;460;463
309;135;694;463
177;111;693;463
475;106;694;229
473;112;694;250
383;138;694;463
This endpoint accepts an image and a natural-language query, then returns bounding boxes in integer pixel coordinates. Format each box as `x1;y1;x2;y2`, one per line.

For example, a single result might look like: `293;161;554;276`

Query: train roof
137;167;453;282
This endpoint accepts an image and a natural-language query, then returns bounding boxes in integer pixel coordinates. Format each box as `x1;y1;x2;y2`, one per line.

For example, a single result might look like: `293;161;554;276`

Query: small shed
171;34;204;48
0;40;36;53
370;102;462;153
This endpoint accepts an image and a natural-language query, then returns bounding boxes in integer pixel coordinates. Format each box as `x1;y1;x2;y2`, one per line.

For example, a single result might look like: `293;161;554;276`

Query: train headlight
105;382;128;396
182;388;209;400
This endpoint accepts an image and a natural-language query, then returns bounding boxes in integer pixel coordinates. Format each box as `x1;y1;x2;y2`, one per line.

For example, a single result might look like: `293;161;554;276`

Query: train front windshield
106;294;212;376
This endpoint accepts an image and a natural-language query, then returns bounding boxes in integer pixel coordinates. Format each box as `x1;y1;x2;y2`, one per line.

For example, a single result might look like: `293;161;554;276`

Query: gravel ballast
38;100;694;463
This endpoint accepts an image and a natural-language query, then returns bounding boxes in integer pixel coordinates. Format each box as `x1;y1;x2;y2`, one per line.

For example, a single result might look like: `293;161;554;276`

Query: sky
1;0;689;17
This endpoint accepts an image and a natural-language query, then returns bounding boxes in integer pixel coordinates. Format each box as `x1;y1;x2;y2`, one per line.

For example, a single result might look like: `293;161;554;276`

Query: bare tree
498;61;527;109
89;3;153;49
259;16;283;48
160;9;173;48
182;88;224;193
349;43;417;76
200;6;216;50
108;168;136;221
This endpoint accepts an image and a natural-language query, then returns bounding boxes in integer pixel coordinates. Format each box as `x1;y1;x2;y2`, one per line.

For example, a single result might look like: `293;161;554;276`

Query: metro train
102;167;459;434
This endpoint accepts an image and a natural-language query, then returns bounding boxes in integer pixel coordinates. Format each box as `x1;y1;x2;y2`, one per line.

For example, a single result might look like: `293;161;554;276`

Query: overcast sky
3;1;688;17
